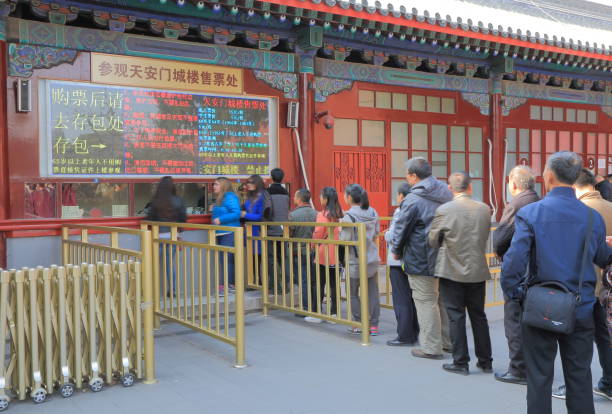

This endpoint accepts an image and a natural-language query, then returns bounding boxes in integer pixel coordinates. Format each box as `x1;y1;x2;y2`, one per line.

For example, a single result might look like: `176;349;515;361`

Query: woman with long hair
146;176;187;295
211;177;241;294
306;186;343;323
241;175;266;285
340;184;381;336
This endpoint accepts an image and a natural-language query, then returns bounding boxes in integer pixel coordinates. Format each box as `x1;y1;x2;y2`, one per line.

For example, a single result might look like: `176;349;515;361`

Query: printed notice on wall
42;80;274;177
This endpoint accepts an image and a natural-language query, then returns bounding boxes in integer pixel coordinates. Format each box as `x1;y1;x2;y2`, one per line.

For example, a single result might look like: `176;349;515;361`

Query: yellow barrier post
0;271;10;410
357;223;370;346
61;226;69;265
15;270;26;401
234;228;246;368
141;229;156;384
261;225;269;317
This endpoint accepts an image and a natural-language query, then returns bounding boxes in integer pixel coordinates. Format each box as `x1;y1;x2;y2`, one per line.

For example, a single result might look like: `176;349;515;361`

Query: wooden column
490;74;505;222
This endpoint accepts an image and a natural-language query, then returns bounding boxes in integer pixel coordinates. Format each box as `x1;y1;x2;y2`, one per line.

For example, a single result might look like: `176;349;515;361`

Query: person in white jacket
385;183;420;346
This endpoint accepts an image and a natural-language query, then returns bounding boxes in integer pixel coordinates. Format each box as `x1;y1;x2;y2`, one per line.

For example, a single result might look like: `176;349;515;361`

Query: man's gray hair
509;165;535;191
405;157;432;179
448;171;472;192
545;151;582;185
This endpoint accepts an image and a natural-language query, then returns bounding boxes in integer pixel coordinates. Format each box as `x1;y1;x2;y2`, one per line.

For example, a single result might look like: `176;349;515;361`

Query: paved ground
9;304;609;414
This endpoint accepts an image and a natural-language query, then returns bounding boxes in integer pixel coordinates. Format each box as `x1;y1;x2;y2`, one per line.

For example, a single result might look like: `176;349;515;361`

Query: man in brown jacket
552;168;612;400
428;171;492;375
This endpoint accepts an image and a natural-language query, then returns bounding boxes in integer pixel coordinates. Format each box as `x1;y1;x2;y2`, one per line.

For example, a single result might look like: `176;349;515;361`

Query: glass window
333;118;358;146
531;153;542;175
506;128;517;152
519;129;530;153
362;120;385;147
471;180;483;202
530;105;541;120
392;93;408;110
427;96;441;113
553;107;564;122
411;151;428;161
24;183;57;218
411;123;428;150
451;153;466;172
587;111;597;124
542;106;553;121
577;109;586;123
441;98;455;114
391;179;406;206
359;90;375;107
432;152;448;177
559;131;571;151
531;129;541;152
587;133;596;153
392;151;409;177
469;154;483;178
62;183;128;218
599;133;607;154
545;130;556;153
391;122;408;149
431;125;447;151
566;108;576;123
176;183;207;214
412;95;426;111
450;126;465;151
376;91;391;109
572;132;583;153
505;153;517;176
469;127;483;152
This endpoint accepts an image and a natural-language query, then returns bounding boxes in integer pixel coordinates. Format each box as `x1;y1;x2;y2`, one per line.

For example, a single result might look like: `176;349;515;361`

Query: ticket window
134;182;208;216
60;183;129;218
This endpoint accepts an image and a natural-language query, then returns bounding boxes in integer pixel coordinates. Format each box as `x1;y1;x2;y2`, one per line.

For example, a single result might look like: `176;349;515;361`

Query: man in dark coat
493;166;540;385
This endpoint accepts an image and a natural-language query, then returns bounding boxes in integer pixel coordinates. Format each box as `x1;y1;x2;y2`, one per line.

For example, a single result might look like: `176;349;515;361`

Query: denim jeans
159;243;176;292
217;233;235;287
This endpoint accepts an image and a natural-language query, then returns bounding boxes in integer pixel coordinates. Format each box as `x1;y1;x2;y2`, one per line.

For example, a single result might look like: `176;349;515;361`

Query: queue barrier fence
140;222;246;368
0;262;148;411
61;224;155;383
246;221;371;346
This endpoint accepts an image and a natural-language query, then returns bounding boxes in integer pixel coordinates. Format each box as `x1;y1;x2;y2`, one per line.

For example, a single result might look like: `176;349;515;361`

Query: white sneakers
304;316;322;324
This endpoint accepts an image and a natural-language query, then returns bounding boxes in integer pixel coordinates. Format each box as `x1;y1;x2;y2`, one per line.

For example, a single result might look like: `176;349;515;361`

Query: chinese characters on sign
46;80;270;176
91;53;243;94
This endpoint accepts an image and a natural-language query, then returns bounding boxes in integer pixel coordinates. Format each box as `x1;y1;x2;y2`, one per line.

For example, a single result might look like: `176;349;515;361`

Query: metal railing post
61;226;69;265
357;223;370;346
261;225;269;316
234;228;246;368
141;229;156;384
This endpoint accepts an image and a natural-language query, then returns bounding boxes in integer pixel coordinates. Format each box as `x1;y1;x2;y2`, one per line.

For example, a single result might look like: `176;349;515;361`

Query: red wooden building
0;0;610;267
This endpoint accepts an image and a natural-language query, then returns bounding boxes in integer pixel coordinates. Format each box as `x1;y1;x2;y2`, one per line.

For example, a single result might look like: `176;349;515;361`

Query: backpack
262;190;273;220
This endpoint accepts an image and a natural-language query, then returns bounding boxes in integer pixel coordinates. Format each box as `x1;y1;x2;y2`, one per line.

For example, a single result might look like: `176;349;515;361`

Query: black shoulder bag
521;209;593;335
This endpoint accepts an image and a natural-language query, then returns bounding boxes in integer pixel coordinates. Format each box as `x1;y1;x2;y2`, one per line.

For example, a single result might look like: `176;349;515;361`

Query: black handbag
521;209;593;335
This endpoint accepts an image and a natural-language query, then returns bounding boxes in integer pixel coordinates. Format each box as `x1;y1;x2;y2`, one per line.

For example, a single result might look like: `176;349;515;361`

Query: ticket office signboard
40;80;276;177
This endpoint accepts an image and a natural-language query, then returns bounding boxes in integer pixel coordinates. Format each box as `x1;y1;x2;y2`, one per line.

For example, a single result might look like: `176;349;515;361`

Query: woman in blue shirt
241;175;265;285
211;177;241;294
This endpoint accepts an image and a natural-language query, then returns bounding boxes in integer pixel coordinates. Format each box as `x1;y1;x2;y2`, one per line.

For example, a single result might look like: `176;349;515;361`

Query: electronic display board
41;80;274;177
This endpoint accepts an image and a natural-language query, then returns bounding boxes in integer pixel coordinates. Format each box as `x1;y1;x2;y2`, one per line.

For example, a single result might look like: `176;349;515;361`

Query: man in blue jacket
501;152;612;414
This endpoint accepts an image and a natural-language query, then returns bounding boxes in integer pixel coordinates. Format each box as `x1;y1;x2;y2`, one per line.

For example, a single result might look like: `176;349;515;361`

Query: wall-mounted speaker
16;79;31;112
287;102;299;128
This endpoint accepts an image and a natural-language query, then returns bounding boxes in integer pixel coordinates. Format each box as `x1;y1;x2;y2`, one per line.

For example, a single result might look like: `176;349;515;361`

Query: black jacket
492;189;540;259
146;195;187;233
390;176;453;276
596;180;612;202
267;183;290;236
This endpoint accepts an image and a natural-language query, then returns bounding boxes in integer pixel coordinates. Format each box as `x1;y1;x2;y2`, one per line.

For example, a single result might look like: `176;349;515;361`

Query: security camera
314;111;334;130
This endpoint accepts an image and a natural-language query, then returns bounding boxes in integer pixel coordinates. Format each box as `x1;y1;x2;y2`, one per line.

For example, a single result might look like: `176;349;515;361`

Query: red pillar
490;91;505;222
0;38;10;267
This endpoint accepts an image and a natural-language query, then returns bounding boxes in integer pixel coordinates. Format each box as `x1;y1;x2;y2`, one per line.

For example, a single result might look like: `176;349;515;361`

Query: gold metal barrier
61;224;155;384
377;218;503;309
140;222;246;368
246;221;371;346
0;262;146;410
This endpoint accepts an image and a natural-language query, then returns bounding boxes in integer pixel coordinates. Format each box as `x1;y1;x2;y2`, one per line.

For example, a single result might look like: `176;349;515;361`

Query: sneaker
347;327;362;335
218;286;225;297
304;316;322;324
228;285;236;294
552;385;566;400
593;386;612;401
369;326;380;336
327;314;337;325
